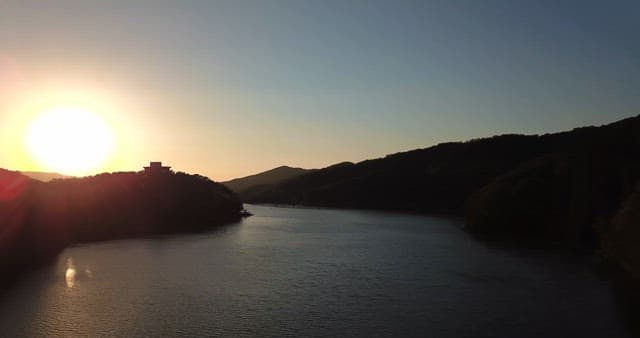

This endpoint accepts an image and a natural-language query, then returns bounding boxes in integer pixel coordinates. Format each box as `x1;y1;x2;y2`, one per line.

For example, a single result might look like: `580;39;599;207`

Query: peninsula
0;163;246;288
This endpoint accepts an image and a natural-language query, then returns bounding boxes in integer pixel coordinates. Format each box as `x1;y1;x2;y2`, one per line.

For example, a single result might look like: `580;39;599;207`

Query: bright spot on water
65;258;76;288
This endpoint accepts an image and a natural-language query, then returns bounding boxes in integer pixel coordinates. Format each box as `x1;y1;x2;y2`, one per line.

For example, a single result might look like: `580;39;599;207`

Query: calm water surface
0;205;632;337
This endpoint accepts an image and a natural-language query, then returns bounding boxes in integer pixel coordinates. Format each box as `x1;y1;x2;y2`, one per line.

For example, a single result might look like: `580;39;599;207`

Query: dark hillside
466;115;640;272
0;169;245;289
241;114;640;274
246;116;639;216
244;135;555;213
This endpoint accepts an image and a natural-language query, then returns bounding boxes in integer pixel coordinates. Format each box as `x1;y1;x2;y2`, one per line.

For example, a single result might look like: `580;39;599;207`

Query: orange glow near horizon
0;81;171;178
23;106;116;176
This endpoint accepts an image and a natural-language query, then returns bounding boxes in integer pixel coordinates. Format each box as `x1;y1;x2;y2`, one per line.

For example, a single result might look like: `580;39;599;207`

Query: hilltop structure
144;161;171;174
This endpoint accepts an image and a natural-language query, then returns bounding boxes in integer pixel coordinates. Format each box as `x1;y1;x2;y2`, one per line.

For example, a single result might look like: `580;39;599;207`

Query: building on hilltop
144;161;172;174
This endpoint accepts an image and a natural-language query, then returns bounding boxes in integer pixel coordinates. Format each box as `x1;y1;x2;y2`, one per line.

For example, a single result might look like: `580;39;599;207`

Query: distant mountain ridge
236;116;639;212
236;134;557;212
19;171;70;182
223;166;312;199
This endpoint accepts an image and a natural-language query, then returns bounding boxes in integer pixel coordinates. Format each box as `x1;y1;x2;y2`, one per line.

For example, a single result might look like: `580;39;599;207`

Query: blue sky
0;0;638;179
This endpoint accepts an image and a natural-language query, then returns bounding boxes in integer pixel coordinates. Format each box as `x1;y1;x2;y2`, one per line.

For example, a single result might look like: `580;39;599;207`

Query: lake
0;205;633;337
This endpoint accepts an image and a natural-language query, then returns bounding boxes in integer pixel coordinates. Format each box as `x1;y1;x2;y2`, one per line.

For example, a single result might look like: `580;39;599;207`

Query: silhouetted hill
0;169;245;289
223;166;313;200
243;135;558;212
244;115;640;274
20;171;70;182
466;115;640;272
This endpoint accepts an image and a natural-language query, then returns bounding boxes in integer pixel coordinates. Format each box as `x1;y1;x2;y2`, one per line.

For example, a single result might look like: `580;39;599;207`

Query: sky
0;0;639;180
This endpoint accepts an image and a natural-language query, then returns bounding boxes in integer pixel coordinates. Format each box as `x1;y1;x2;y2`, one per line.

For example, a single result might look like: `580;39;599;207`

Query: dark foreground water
0;205;634;337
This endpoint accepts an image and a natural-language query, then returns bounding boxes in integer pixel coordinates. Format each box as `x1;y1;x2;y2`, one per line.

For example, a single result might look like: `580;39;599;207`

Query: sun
24;106;115;176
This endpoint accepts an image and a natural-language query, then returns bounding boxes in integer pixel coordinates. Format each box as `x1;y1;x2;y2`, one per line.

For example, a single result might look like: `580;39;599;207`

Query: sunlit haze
0;0;638;180
24;106;115;176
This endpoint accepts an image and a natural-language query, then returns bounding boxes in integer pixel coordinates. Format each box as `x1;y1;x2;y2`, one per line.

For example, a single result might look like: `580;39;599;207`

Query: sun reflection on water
65;258;76;288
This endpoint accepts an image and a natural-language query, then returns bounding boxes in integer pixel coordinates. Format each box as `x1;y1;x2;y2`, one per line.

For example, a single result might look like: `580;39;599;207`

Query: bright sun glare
24;107;115;175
